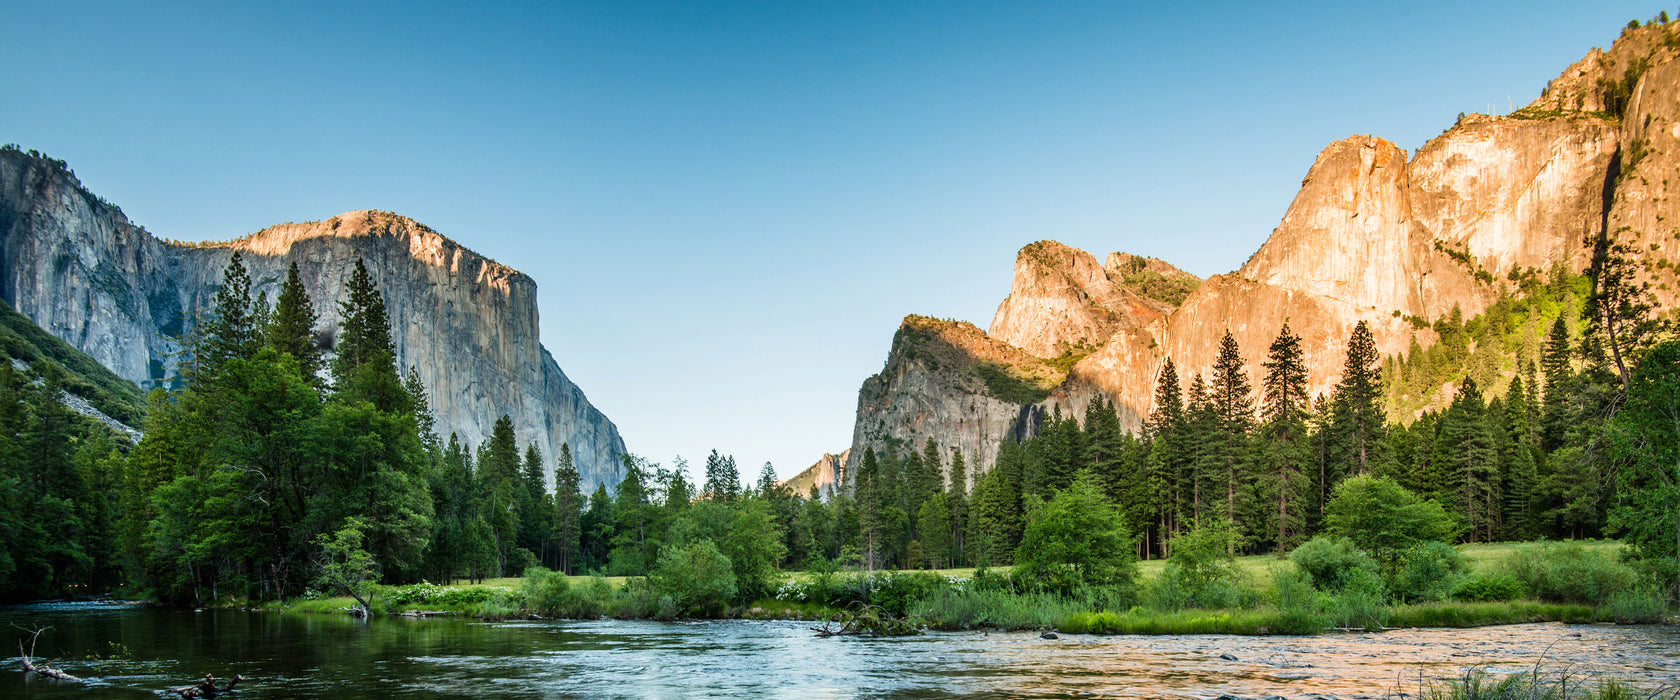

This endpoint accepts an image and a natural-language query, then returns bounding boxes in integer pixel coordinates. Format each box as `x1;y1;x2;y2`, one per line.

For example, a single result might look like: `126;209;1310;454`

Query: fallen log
18;641;80;681
15;626;80;682
167;673;250;698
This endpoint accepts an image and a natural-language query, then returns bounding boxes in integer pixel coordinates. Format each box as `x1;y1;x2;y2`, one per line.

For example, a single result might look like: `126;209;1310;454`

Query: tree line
2;236;1676;603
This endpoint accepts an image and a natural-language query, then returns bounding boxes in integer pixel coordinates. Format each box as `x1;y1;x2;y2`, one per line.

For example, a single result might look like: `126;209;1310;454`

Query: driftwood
167;673;250;698
15;626;79;681
810;606;922;637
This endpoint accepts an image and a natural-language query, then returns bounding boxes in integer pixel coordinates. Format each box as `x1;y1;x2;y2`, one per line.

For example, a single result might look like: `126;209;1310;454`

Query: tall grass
1423;669;1664;700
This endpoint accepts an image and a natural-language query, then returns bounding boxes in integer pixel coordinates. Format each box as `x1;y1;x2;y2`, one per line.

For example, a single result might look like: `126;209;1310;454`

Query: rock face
843;21;1671;483
779;449;850;499
0;150;627;488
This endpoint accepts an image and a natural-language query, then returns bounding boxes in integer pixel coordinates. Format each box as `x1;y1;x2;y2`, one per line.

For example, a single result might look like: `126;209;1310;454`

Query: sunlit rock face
843;23;1680;482
780;449;850;499
0;151;626;488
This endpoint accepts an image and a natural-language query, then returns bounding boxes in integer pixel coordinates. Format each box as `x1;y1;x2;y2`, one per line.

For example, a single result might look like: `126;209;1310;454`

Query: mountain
0;148;627;488
843;19;1680;485
0;296;145;442
779;449;850;499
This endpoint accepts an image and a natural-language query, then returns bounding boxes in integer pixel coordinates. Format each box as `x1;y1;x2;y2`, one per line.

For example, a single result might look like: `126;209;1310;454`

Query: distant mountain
844;19;1680;485
0;148;627;488
780;449;850;499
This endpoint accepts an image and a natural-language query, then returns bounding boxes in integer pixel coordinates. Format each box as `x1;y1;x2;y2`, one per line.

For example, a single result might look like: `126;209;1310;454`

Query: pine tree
478;415;521;575
267;261;322;382
1208;330;1255;531
331;258;403;410
854;447;884;570
1500;376;1540;541
1428;378;1500;542
1584;226;1662;389
200;252;259;377
1147;358;1188;550
1330;321;1389;477
947;448;968;564
1540;316;1574;451
1260;323;1311;552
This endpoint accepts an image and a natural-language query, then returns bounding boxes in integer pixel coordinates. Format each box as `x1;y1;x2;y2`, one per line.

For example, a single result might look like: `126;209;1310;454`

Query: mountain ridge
0;147;628;488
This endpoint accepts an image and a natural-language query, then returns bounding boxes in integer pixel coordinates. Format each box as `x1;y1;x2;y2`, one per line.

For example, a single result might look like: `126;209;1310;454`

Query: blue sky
0;1;1661;478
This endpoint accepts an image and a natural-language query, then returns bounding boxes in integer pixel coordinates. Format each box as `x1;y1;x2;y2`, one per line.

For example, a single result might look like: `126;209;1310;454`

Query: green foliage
0;298;146;426
1502;541;1636;605
1325;474;1455;571
1392;541;1469;603
1603;586;1668;624
1290;535;1380;591
973;362;1053;405
315;517;379;613
651;539;737;617
1154;519;1249;610
1013;471;1138;594
1451;573;1526;602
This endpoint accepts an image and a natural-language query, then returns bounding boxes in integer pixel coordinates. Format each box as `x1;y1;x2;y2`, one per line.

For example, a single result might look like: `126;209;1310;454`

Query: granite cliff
0;149;627;488
844;19;1677;485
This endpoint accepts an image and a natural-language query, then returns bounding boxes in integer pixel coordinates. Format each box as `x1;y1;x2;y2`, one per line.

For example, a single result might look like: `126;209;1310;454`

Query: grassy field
446;540;1626;593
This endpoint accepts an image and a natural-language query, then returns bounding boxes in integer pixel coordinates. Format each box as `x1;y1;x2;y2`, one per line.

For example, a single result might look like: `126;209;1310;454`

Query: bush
1324;475;1456;572
1269;566;1332;634
1503;542;1636;605
1013;471;1138;595
1604;587;1668;624
865;571;950;617
520;567;572;616
1154;519;1248;611
1326;567;1389;631
1291;535;1380;591
1392;541;1469;603
1451;573;1526;602
651;540;737;617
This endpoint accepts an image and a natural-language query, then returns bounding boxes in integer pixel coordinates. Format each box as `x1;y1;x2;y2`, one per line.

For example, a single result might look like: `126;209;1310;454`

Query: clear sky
0;1;1662;479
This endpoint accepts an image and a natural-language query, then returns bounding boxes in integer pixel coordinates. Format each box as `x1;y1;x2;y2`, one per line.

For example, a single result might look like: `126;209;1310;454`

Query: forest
0;239;1675;630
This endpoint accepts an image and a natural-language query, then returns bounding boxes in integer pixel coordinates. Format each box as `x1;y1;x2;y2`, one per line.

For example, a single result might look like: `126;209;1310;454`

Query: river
2;603;1676;698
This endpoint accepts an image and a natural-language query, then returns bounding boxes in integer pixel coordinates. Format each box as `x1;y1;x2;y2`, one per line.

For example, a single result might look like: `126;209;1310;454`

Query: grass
1387;601;1596;628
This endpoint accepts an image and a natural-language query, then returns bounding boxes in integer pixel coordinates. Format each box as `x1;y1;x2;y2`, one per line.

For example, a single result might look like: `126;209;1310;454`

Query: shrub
1269;566;1332;634
1392;541;1469;603
1324;475;1456;573
520;568;572;615
651;540;737;617
1013;471;1138;595
1604;587;1668;624
1326;567;1389;631
1154;519;1248;611
1503;542;1636;605
865;571;950;617
1291;535;1380;591
1451;573;1526;602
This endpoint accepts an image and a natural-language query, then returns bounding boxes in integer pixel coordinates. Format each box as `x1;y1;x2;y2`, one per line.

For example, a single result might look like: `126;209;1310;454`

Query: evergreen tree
267;261;322;383
1330;321;1389;477
200;252;259;376
947;448;968;564
1428;378;1500;542
1260;323;1312;552
550;443;583;574
1584;226;1662;388
1540;316;1574;451
331;258;404;411
1499;376;1541;541
1208;330;1255;530
1147;358;1188;550
478;415;522;575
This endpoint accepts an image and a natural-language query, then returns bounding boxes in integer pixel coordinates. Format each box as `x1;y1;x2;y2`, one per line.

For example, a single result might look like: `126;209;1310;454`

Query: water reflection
2;604;1675;698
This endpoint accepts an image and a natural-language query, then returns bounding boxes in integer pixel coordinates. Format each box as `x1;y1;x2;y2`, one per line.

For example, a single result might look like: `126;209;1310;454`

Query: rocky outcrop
780;449;850;499
988;242;1184;359
844;20;1667;482
0;150;627;488
848;316;1056;484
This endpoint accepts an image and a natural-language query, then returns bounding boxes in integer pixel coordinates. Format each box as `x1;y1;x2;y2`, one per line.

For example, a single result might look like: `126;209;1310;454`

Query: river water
2;603;1676;698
